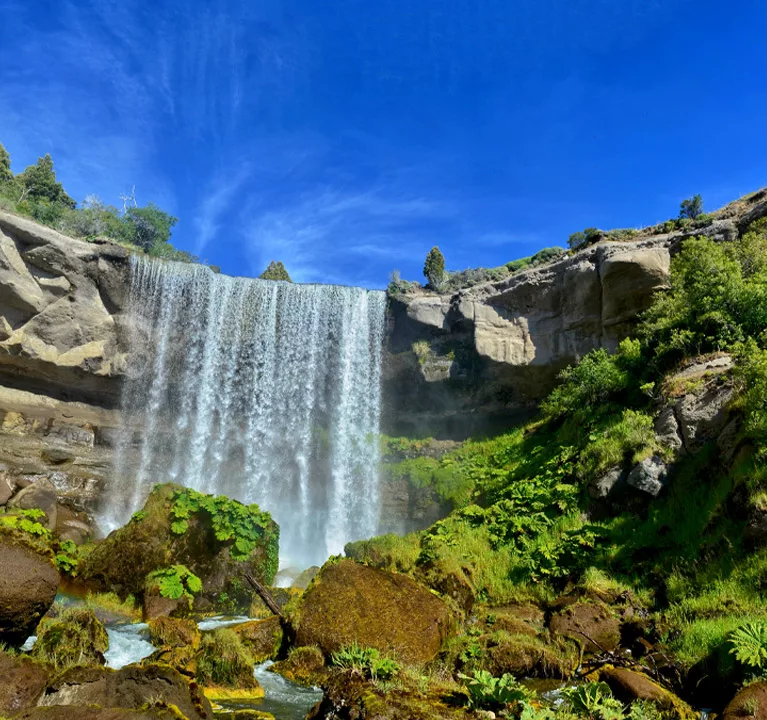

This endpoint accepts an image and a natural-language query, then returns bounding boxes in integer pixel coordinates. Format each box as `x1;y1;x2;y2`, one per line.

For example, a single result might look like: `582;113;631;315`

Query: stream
26;610;322;720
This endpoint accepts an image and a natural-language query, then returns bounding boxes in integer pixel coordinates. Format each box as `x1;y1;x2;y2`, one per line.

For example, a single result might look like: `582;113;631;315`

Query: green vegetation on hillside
362;218;767;692
0;140;198;263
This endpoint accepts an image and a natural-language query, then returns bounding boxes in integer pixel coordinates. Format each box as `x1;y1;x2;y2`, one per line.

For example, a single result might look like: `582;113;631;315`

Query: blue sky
1;0;765;287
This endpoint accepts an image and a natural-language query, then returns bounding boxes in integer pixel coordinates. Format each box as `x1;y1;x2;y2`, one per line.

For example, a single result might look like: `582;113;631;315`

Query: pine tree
259;260;292;282
17;154;76;208
679;194;704;220
423;246;445;289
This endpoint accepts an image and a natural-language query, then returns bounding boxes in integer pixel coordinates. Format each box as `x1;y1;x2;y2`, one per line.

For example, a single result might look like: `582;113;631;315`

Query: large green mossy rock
0;529;59;647
291;558;454;664
16;708;193;719
79;484;278;611
233;616;283;662
32;606;109;668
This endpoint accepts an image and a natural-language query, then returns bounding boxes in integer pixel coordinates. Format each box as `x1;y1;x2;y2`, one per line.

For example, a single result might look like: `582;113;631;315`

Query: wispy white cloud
243;185;453;287
194;164;252;254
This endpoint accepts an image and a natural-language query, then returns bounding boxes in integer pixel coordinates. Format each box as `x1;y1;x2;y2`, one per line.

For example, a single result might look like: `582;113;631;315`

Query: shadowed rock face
384;241;673;438
0;533;59;647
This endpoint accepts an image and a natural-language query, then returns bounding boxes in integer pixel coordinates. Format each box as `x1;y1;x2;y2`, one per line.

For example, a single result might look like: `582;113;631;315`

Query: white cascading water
105;257;386;567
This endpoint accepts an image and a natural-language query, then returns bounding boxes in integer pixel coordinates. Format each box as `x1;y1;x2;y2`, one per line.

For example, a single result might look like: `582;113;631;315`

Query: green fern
729;622;767;670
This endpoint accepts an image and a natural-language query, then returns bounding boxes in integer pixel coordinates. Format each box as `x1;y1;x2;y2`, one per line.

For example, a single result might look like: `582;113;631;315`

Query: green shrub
568;227;602;250
679;194;704;220
423;246;445;289
562;683;623;720
32;606;109;669
330;642;400;681
259;260;292;282
197;628;258;688
541;338;642;420
458;669;532;710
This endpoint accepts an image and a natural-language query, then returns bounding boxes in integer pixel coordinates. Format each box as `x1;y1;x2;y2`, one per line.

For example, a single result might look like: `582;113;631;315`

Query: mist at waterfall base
106;257;386;567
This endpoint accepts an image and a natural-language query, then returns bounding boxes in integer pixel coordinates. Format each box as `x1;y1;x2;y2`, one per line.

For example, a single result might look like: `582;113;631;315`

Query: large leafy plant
146;565;203;601
729;622;767;673
458;669;532;711
330;642;401;681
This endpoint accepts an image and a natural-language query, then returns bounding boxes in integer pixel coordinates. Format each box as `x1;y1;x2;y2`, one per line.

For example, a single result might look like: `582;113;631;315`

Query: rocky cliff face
0;190;764;524
383;208;762;438
0;212;128;521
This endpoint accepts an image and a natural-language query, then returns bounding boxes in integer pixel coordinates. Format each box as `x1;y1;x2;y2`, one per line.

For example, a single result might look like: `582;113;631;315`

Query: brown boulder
549;601;620;653
38;664;213;719
724;681;767;720
270;646;328;688
17;708;195;719
601;667;696;719
0;532;59;647
8;477;58;530
292;558;453;664
0;650;50;715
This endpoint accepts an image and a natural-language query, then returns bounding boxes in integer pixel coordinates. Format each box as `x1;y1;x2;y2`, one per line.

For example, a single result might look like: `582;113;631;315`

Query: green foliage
641;227;767;364
196;628;257;688
54;539;80;576
146;565;203;601
32;606;109;669
458;669;532;711
124;203;178;252
423;246;446;289
169;488;278;580
259;260;292;282
568;227;602;250
0;508;51;540
679;193;704;220
541;338;643;421
729;622;767;672
0;143;11;182
17;154;75;208
562;683;624;720
330;642;401;681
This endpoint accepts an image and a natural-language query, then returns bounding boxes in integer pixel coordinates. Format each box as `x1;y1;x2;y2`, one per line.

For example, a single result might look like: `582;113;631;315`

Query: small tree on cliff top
423;246;445;290
0;143;12;183
260;260;292;282
679;194;704;220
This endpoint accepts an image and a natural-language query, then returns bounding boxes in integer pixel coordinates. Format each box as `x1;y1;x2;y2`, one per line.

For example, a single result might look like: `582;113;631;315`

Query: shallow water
104;623;155;669
216;661;323;720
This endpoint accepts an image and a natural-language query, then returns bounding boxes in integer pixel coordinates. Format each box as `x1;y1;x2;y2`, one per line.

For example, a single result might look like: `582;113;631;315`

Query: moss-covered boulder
291;558;453;665
482;631;579;679
601;667;697;719
0;649;50;716
307;669;466;719
32;606;109;668
37;664;213;719
79;484;279;613
196;628;262;700
270;645;328;688
233;616;283;662
148;616;201;649
549;601;621;653
0;529;59;647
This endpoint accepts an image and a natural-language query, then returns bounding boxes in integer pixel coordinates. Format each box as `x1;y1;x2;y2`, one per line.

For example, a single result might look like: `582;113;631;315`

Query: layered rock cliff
383;192;766;438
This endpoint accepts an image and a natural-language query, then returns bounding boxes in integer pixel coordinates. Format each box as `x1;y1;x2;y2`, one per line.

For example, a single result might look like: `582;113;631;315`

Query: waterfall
106;257;386;567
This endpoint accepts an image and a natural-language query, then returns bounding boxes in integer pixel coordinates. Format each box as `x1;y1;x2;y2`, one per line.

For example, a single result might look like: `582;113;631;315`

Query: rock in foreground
293;558;453;664
0;530;59;647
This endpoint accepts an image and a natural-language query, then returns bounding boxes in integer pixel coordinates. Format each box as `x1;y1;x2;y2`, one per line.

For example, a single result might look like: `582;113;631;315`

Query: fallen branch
244;572;283;618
